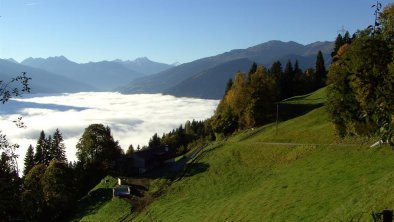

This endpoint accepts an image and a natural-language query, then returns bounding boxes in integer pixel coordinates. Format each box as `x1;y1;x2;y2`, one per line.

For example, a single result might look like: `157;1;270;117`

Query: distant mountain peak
134;57;150;62
5;58;18;63
46;55;70;62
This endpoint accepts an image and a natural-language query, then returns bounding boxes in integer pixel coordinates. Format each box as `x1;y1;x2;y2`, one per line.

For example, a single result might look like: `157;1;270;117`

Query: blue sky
0;0;389;64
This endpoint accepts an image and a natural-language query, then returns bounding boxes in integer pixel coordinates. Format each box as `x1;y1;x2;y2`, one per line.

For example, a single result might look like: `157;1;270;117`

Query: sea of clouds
0;92;219;171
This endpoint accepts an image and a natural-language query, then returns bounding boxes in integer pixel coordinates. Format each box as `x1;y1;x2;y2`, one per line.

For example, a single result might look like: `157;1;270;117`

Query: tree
34;131;46;165
315;50;326;89
41;161;75;220
379;3;394;47
50;129;66;162
148;133;161;149
327;28;393;140
126;144;134;155
76;124;122;172
21;164;47;220
0;152;22;220
248;62;258;80
23;144;35;176
0;72;30;104
246;65;278;126
332;34;344;58
211;106;238;136
293;60;304;95
0;72;30;220
281;60;294;99
270;60;283;80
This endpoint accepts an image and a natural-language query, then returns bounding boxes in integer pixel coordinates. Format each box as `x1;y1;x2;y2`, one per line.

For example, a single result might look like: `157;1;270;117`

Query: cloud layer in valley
0;92;219;172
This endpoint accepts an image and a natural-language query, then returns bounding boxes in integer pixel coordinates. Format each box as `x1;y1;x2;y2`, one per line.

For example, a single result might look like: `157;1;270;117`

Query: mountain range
0;40;334;98
120;40;334;99
19;56;173;91
0;59;95;93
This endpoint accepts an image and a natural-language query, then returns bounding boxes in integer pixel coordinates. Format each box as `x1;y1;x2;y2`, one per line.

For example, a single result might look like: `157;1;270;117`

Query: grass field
73;88;394;221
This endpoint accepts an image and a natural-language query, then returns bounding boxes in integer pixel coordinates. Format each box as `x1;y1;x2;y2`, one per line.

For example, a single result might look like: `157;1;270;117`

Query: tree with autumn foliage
211;64;278;135
327;3;394;145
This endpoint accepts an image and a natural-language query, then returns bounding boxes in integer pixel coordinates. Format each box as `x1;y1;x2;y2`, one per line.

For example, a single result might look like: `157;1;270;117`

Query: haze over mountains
0;40;333;98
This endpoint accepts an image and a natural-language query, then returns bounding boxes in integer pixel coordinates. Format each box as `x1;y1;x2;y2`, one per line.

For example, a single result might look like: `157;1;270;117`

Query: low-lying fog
0;92;219;171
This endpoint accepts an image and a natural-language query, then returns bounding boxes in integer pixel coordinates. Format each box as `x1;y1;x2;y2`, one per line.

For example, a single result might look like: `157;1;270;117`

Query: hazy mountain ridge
21;56;145;91
0;59;97;93
121;40;334;99
113;57;175;75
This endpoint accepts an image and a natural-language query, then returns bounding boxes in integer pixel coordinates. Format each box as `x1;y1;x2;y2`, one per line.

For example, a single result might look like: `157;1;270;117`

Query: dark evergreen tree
269;60;283;81
44;135;52;165
126;144;134;155
315;51;327;89
248;62;258;80
23;144;35;176
343;31;352;44
293;60;304;95
281;60;294;99
148;133;161;149
34;131;46;165
332;34;344;58
50;129;66;162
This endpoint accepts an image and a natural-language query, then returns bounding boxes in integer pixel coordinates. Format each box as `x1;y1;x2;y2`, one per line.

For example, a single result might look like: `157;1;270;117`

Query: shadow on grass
182;162;209;178
129;184;147;197
64;188;113;221
278;103;324;122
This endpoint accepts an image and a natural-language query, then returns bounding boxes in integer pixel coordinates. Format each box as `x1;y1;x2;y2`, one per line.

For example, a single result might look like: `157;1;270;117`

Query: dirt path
257;142;359;147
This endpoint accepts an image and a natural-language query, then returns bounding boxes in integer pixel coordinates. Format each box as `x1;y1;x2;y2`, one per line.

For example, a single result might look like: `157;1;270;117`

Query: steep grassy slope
130;91;394;221
72;88;394;221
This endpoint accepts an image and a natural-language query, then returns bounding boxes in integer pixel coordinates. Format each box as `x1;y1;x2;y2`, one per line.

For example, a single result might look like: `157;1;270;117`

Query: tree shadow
129;184;147;197
181;162;209;178
63;188;112;221
277;103;324;121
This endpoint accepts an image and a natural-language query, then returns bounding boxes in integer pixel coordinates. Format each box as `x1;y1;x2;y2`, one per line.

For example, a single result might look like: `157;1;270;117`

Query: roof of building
133;146;177;161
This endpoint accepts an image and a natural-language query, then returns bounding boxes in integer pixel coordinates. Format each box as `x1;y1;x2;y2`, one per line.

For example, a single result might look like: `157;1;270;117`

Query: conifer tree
44;135;52;164
343;31;352;44
315;51;326;89
293;60;304;95
148;133;161;149
126;144;134;155
23;144;35;176
332;34;344;58
281;60;294;99
34;131;46;165
51;129;66;162
248;62;258;80
270;60;283;81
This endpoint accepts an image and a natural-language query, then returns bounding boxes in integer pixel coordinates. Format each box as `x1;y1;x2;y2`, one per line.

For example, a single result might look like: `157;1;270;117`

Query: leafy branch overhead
0;72;31;104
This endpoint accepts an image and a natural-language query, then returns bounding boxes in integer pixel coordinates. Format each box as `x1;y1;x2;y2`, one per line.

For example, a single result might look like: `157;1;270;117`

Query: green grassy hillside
129;88;394;221
73;88;394;221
